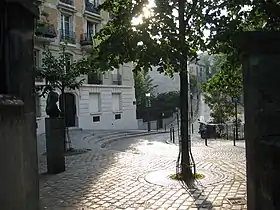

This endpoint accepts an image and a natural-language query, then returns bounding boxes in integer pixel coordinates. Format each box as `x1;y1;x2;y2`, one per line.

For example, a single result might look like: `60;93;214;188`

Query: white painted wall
78;84;137;130
36;84;138;134
148;67;180;94
148;65;204;95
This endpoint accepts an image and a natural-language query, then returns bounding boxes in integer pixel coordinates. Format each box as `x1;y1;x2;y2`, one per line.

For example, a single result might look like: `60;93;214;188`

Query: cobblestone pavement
40;130;247;210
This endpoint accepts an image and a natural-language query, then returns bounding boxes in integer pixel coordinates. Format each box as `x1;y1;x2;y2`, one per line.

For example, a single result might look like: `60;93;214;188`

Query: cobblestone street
39;131;246;210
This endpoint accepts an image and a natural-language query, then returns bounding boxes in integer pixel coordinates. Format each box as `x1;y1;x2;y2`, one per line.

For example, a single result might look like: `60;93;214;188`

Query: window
61;13;73;33
87;21;98;36
93;116;100;122
115;114;121;120
89;0;99;7
35;93;41;117
88;72;103;84
65;53;73;72
60;13;75;44
33;49;43;82
89;93;100;113
112;93;121;112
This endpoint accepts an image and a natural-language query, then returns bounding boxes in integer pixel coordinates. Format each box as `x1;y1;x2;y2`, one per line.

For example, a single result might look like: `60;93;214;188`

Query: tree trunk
179;0;193;183
60;89;67;152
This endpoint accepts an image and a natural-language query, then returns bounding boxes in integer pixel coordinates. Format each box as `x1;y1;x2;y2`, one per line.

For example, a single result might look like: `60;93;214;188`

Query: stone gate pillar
0;1;39;210
240;31;280;210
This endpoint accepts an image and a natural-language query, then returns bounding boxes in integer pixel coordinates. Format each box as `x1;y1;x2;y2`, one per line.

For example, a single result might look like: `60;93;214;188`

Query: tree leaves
91;0;218;75
36;44;92;96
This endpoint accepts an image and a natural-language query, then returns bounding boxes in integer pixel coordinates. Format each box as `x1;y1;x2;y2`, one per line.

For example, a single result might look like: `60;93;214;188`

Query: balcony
80;33;93;51
85;1;100;15
60;29;76;44
35;21;56;44
112;74;122;85
58;0;75;12
60;0;73;6
88;72;103;85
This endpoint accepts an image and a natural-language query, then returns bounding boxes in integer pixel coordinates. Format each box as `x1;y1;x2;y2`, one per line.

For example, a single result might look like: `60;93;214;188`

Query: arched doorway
59;93;77;127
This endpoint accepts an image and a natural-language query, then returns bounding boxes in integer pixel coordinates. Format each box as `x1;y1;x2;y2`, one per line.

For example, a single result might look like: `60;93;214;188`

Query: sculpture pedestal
45;117;65;174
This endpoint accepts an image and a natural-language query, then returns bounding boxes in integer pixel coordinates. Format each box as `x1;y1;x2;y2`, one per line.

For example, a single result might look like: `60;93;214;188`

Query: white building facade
148;63;207;95
35;0;138;134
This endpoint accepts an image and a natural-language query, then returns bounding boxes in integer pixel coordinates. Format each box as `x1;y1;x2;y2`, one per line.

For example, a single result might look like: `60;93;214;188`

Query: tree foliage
36;44;90;97
93;0;215;74
151;91;180;118
134;71;157;111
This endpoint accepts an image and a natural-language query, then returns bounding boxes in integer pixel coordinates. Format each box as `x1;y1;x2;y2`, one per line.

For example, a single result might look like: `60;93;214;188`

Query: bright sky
130;1;251;54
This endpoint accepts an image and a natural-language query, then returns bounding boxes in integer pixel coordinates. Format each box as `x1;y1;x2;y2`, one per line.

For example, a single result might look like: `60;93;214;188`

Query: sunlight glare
131;0;155;25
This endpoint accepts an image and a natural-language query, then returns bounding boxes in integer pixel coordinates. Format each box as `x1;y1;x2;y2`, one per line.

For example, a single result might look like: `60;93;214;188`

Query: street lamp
145;93;151;132
190;93;194;133
232;97;239;146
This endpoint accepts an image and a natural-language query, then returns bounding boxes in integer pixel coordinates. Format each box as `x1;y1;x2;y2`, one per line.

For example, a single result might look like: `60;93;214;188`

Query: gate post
239;31;280;209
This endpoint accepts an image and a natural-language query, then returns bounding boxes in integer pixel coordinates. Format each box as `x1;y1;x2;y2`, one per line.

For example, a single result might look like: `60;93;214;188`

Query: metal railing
211;122;245;141
112;74;122;85
88;72;103;85
80;32;93;46
60;29;76;44
85;1;100;14
60;0;73;5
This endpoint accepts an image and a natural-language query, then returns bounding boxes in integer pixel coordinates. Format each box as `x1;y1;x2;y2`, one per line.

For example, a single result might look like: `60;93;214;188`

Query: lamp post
232;97;238;146
190;93;194;133
146;93;151;132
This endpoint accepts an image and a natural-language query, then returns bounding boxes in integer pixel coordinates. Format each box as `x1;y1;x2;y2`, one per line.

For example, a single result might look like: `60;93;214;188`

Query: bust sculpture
45;91;60;118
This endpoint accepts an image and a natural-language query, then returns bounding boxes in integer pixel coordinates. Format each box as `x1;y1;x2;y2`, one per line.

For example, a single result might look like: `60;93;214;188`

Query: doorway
59;93;77;127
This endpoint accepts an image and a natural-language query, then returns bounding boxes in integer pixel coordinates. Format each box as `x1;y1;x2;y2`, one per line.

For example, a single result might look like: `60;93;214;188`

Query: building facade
35;0;138;134
148;63;207;95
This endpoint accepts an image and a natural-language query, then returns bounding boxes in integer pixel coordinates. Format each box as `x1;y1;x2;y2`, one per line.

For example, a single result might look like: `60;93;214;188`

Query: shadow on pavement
188;184;213;209
38;131;170;209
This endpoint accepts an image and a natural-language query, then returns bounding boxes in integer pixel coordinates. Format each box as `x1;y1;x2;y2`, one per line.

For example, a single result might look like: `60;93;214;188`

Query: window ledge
60;42;76;47
90;112;101;116
113;111;123;114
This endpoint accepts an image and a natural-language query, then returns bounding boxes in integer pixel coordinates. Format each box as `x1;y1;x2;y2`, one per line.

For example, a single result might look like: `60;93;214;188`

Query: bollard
172;127;175;143
226;124;228;140
191;123;194;134
165;124;167;132
233;127;236;146
205;137;208;146
170;127;173;142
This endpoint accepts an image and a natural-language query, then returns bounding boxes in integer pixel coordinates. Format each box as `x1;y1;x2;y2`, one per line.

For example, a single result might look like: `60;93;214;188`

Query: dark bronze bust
46;91;60;118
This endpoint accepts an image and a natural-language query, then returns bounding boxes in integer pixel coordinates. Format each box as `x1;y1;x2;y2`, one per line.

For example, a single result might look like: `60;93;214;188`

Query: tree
92;0;218;183
151;91;180;119
134;71;157;119
36;44;90;151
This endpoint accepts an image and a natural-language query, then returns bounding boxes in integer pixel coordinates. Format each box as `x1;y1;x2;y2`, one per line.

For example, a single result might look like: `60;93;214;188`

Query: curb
165;139;178;146
99;131;169;149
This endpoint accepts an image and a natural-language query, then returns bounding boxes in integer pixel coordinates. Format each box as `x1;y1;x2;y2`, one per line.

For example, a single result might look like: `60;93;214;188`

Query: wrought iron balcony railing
88;72;103;85
112;74;122;85
80;32;93;46
35;21;56;38
60;0;73;6
85;1;100;14
60;29;76;44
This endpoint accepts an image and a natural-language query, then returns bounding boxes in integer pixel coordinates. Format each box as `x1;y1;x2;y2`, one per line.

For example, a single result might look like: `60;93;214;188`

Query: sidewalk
39;131;247;209
37;129;167;174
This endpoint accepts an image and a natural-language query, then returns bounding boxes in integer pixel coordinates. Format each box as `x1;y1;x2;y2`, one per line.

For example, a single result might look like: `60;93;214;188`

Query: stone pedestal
0;95;28;210
45;118;66;174
239;31;280;210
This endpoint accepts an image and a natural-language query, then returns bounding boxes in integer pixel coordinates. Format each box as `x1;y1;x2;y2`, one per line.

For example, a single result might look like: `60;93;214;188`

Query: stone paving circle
142;167;229;189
